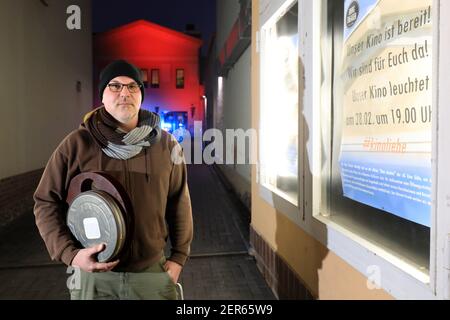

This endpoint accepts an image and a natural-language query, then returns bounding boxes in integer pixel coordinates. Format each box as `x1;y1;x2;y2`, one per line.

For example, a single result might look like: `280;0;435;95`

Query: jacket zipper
124;159;133;263
124;159;130;195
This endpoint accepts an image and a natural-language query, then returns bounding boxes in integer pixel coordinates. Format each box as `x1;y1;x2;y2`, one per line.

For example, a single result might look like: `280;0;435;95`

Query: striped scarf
84;107;161;160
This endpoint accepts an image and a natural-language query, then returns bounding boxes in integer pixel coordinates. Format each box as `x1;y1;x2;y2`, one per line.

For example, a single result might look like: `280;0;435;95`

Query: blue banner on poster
339;154;431;226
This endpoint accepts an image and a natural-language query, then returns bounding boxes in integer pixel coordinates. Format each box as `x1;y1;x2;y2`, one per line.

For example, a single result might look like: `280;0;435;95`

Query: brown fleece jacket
33;124;193;271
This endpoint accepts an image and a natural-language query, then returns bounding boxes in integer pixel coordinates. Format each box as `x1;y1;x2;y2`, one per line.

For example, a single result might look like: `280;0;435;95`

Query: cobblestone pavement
0;165;275;300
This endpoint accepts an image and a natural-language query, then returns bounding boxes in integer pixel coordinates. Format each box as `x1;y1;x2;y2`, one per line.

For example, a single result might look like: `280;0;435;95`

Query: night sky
92;0;216;55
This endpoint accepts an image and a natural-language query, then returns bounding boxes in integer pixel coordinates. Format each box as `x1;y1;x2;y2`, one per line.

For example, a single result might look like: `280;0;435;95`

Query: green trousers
69;255;178;300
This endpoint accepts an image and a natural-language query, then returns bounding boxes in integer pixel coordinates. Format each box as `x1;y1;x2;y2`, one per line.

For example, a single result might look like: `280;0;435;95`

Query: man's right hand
71;243;119;273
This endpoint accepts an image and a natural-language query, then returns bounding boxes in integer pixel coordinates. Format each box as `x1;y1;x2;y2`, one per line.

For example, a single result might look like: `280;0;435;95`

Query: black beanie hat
99;60;145;102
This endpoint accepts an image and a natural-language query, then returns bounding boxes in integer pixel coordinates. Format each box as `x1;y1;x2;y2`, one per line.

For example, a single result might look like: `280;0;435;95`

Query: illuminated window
140;69;148;88
260;1;299;206
151;69;160;88
318;0;433;275
176;69;185;89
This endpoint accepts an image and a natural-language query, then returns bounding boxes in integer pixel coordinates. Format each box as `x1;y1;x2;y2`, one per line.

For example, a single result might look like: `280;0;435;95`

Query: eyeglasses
107;82;142;93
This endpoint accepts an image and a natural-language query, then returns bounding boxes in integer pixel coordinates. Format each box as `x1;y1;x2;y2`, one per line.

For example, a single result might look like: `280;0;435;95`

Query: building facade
94;20;204;135
206;0;252;208
250;0;450;299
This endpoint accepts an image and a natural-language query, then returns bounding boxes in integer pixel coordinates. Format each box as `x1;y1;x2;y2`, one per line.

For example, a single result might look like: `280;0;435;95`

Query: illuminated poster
339;0;432;226
260;2;299;205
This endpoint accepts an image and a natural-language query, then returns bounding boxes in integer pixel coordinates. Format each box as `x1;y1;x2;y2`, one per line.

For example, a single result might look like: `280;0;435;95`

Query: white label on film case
83;217;101;239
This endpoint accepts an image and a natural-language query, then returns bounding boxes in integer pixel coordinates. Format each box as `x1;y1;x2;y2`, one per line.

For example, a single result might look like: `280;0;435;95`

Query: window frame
257;0;448;299
176;68;185;89
140;68;148;88
151;69;160;89
258;0;302;213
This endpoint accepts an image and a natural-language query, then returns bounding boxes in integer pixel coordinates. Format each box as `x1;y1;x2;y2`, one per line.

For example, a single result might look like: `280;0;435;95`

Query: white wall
0;0;92;179
223;49;252;182
216;0;252;183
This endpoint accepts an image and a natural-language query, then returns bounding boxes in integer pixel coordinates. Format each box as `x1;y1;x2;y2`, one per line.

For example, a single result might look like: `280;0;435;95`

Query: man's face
102;76;142;125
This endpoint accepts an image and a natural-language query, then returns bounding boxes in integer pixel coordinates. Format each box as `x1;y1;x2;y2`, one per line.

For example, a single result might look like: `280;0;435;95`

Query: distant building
94;20;204;135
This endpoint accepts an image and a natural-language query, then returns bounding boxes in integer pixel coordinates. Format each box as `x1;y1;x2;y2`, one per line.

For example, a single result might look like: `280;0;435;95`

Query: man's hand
164;260;183;284
71;243;119;273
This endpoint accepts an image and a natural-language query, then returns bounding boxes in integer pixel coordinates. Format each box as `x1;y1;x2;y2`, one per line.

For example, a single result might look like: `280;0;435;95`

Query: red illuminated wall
93;20;204;134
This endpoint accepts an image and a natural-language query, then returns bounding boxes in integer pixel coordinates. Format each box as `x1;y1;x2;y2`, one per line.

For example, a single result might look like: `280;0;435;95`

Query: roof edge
95;19;203;46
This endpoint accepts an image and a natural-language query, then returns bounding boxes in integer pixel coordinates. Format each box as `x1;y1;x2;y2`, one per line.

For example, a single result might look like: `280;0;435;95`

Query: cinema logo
346;1;359;29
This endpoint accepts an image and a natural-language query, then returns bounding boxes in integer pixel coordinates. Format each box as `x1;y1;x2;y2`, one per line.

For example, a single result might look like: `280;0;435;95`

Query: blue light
161;120;172;132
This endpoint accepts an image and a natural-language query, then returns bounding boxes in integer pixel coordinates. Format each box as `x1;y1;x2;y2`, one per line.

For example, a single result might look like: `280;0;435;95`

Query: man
33;60;193;300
